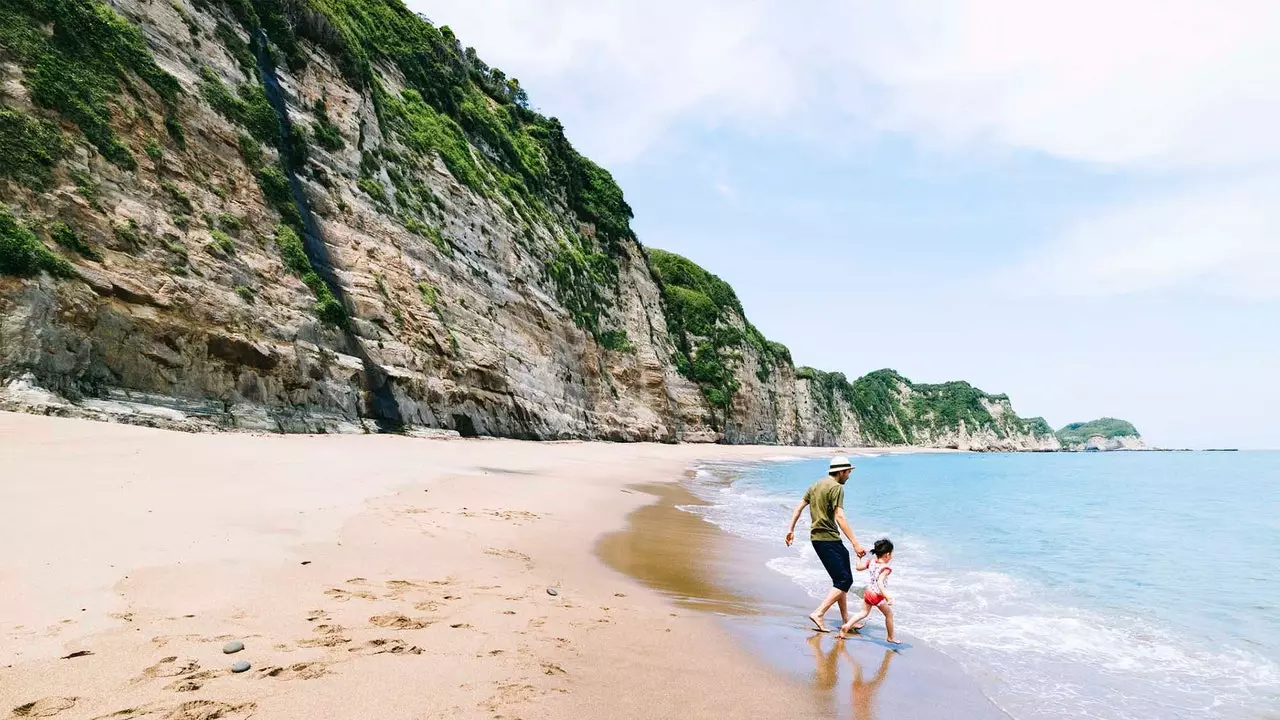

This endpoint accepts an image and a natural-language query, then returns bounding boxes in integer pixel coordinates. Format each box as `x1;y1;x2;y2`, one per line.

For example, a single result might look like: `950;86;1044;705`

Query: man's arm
784;498;809;547
834;507;866;557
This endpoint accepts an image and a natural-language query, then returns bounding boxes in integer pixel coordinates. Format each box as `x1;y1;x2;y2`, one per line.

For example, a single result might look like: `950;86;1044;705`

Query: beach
1;412;875;720
0;412;1007;720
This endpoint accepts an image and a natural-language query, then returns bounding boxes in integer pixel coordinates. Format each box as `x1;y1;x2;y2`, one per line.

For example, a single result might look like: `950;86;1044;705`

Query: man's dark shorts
812;540;853;592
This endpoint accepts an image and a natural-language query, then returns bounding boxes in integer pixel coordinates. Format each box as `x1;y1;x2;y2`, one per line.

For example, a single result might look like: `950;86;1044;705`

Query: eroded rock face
0;0;1059;450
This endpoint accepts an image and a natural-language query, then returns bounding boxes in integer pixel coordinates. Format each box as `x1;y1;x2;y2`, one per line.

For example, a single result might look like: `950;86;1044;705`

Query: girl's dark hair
872;538;894;557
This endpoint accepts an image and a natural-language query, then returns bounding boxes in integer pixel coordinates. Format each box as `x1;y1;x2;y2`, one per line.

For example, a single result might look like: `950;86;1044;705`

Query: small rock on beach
222;640;244;654
230;661;251;673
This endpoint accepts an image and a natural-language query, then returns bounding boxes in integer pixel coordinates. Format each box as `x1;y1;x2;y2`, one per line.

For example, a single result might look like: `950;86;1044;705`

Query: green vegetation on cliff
0;209;74;279
1057;418;1140;444
648;249;792;417
274;224;346;327
0;0;182;169
0;110;64;189
795;367;1055;445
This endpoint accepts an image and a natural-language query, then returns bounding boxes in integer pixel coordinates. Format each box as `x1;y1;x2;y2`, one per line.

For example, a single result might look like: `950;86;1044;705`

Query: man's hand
854;542;867;558
785;531;795;547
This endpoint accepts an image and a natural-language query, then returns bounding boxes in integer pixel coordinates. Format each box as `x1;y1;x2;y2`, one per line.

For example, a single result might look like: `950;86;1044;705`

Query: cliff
1057;418;1145;451
0;0;1058;450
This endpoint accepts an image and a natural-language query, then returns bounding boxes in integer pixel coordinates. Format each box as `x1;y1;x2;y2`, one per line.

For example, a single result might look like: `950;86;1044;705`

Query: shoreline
598;457;1011;719
0;412;836;719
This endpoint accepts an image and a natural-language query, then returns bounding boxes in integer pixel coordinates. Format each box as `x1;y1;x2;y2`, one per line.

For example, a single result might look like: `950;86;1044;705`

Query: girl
839;538;898;644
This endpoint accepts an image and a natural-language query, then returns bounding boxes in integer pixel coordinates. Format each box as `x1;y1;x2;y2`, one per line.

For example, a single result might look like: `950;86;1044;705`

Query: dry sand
1;412;842;719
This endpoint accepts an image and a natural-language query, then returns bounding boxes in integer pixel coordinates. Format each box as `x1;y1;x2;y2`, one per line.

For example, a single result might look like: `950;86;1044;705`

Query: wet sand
597;465;1011;720
1;412;838;720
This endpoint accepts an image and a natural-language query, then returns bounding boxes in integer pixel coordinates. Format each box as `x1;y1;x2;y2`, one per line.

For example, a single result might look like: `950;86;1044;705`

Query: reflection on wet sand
808;634;894;719
596;482;762;615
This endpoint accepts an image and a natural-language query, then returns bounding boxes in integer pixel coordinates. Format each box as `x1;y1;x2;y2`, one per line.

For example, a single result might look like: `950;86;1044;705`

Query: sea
681;451;1280;720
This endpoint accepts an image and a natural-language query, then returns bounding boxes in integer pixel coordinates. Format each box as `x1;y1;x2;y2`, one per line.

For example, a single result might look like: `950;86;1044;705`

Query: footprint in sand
413;599;441;612
348;638;424;656
94;700;256;720
383;579;439;600
370;613;433;630
297;624;351;648
163;669;221;693
479;683;539;713
324;587;377;602
460;509;541;525
257;662;329;680
11;697;77;718
484;548;533;569
137;656;200;681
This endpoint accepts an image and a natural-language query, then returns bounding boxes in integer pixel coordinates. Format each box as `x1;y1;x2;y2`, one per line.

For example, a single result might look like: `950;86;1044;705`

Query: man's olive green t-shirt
805;476;846;542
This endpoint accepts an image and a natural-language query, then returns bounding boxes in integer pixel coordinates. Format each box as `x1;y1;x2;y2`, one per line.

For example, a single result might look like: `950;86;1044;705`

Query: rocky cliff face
0;0;1058;450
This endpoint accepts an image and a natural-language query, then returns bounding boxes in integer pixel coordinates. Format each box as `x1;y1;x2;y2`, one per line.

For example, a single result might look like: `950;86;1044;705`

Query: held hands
854;543;867;558
785;531;795;547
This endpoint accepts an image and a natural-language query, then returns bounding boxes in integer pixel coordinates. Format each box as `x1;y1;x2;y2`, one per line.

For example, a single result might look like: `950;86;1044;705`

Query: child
839;538;898;643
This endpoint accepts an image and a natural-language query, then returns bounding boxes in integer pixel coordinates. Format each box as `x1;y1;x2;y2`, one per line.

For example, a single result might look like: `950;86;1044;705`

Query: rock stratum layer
0;0;1060;450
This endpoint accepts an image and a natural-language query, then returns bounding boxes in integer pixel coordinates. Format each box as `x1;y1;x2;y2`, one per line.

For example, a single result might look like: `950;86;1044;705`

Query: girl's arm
855;555;871;571
878;567;893;604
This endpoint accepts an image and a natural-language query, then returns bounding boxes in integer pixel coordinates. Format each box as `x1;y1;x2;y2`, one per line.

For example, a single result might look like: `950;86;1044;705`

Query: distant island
1056;418;1146;451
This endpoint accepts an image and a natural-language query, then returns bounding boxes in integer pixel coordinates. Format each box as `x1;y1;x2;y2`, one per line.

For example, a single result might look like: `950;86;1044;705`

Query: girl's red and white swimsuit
863;560;892;606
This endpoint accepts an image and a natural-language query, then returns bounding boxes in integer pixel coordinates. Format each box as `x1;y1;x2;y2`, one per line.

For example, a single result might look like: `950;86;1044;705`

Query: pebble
546;588;559;597
222;640;244;654
230;661;251;673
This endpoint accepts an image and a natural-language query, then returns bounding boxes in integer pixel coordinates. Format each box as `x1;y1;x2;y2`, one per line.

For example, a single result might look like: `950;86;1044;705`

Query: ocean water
682;452;1280;720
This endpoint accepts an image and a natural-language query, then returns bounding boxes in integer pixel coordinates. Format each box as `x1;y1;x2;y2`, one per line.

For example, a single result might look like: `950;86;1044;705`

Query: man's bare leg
808;588;846;632
837;591;850;625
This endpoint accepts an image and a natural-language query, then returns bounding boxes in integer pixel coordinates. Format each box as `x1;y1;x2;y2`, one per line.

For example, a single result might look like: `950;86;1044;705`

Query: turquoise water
685;452;1280;720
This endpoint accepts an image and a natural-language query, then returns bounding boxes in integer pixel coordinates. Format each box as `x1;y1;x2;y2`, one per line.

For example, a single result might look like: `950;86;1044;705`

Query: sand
1;412;844;719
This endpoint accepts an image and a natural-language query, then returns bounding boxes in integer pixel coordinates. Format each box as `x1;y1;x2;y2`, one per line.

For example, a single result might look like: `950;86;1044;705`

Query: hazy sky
407;0;1280;449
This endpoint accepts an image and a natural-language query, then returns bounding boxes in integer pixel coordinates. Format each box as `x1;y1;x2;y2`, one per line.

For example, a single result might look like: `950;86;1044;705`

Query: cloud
840;1;1280;171
409;0;1280;299
412;0;1280;169
409;0;808;162
1001;178;1280;299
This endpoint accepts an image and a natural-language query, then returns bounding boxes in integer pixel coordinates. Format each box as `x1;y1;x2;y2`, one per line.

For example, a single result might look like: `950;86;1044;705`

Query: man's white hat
829;456;853;472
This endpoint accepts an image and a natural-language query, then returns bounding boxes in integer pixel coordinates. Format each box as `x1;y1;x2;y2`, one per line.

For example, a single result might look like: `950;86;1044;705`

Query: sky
407;0;1280;449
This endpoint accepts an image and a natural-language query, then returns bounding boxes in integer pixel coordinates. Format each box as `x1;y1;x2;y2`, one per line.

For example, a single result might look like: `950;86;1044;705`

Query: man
785;456;866;632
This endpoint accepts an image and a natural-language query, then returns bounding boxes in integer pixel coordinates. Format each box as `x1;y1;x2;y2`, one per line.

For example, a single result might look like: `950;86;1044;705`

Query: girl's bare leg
880;604;899;644
839;601;873;638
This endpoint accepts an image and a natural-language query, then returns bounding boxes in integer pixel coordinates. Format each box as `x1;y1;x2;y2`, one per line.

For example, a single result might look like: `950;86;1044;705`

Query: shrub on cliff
0;110;64;189
0;210;74;279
